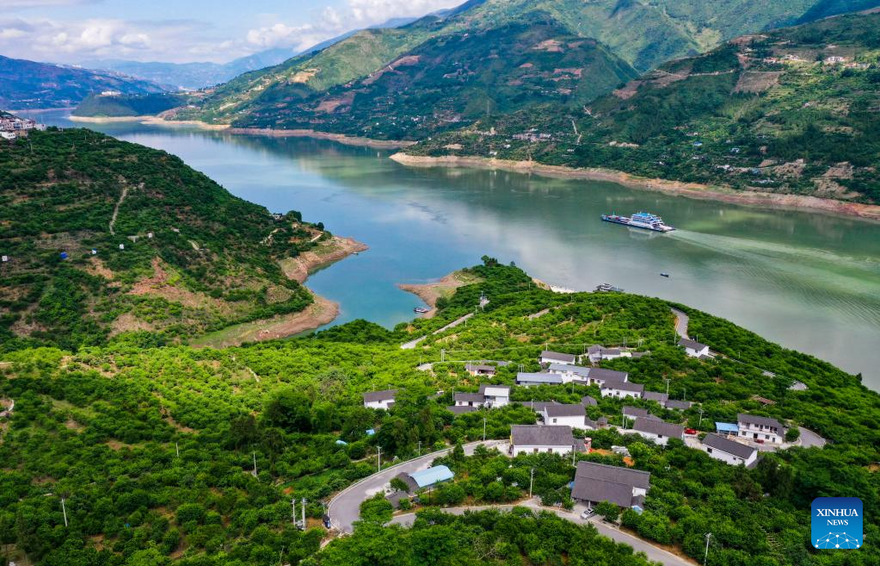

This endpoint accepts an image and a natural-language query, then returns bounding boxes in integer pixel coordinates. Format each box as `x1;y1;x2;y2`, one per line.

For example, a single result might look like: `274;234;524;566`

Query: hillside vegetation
72;93;189;118
0;260;877;566
164;0;877;126
410;11;880;204
0;128;327;350
0;55;162;110
236;20;638;140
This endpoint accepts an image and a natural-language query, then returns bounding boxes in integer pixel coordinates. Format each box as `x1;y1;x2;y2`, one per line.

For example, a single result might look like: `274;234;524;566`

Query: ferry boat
601;211;675;233
414;307;431;314
595;283;624;293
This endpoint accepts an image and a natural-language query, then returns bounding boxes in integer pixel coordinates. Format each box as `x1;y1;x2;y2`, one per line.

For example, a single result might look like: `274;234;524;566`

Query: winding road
670;307;689;339
390;502;696;566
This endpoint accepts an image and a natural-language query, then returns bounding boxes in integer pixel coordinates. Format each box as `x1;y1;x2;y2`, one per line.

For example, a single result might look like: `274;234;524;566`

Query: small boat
414;307;430;314
660;273;670;278
595;283;624;293
601;211;675;232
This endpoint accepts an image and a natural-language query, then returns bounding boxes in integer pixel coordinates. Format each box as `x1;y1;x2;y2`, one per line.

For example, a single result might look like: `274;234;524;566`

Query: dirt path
109;186;128;236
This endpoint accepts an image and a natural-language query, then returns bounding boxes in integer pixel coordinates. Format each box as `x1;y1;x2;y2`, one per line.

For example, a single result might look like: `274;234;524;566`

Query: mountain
173;0;880;125
0;128;329;350
0;55;163;110
408;11;880;204
71;92;190;118
81;17;425;91
234;19;638;140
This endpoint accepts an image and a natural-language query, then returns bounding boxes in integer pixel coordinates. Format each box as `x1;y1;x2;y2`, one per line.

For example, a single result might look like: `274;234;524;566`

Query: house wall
685;346;709;358
601;388;641;399
543;414;586;428
485;396;509;408
364;400;393;410
738;422;783;443
630;430;672;446
511;444;573;456
705;446;758;466
542;357;573;365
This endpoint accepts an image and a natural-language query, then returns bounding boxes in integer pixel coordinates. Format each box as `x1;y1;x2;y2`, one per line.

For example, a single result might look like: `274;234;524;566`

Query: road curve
670;307;689;340
390;501;697;566
798;426;827;449
327;439;507;533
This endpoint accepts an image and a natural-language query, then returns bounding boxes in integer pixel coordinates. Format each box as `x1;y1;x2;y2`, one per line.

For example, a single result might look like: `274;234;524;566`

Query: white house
702;433;759;467
542;404;591;429
547;363;591;384
540;350;576;365
362;389;397;410
465;364;496;377
510;425;575;456
585;345;631;364
629;417;684;446
453;385;510;409
480;384;510;407
678;338;710;358
643;391;669;404
737;413;785;444
600;381;644;399
571;461;651;509
516;372;564;386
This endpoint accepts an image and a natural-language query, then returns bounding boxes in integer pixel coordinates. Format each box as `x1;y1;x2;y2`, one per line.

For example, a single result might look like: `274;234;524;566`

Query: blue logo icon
811;497;862;549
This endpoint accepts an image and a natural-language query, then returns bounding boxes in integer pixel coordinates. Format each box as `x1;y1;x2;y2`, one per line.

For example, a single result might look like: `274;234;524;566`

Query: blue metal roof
715;422;739;433
409;465;454;488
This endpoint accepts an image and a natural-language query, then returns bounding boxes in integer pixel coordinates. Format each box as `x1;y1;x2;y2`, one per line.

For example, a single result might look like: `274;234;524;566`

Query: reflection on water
23;111;880;387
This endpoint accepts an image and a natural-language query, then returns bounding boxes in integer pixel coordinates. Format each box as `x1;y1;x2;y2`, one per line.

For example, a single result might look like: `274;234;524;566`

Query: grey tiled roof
737;413;783;430
632;417;684;439
588;368;629;383
678;338;708;350
454;392;486;403
447;405;478;415
548;363;591;377
580;395;597;406
664;400;692;410
517;372;564;385
602;381;644;393
643;391;669;403
571;461;651;507
544;404;585;418
541;350;576;363
363;389;397;403
511;425;574;446
703;433;757;459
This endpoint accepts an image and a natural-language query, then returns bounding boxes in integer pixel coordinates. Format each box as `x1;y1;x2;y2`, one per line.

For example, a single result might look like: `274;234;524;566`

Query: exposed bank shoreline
192;235;368;348
390;153;880;222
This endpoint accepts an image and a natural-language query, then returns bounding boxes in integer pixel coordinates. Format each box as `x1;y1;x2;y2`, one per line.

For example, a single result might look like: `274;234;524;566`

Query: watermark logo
811;497;862;549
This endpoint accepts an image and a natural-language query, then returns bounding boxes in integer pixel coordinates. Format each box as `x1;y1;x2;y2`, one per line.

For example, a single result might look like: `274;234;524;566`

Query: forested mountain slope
0;55;162;110
235;20;638;140
168;0;879;126
0;128;324;350
0;261;877;565
409;11;880;204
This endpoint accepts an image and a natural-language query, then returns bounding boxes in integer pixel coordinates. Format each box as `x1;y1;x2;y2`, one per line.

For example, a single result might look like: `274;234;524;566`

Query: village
0;112;46;140
352;334;823;538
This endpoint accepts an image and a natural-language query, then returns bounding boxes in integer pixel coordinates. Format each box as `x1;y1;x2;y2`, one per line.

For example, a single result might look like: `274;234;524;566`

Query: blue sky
1;0;463;64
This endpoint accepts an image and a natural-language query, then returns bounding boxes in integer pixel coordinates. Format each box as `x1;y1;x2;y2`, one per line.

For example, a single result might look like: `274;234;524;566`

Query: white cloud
246;22;314;48
345;0;461;23
3;0;98;8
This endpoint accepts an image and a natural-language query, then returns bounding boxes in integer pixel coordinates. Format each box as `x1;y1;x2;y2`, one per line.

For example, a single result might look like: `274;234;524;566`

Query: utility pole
291;498;296;525
441;349;446;363
175;442;180;458
698;407;705;427
704;533;712;565
529;468;535;499
301;498;306;530
377;446;382;473
665;379;671;396
60;498;68;527
621;407;627;430
418;441;422;456
253;452;258;477
483;417;487;441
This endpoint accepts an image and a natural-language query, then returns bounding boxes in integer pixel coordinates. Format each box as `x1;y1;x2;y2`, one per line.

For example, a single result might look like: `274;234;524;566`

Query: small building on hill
571;461;651;509
585;368;629;387
630;417;684;446
465;363;496;377
395;465;455;493
601;381;644;400
737;413;785;444
715;422;739;437
678;338;710;358
540;350;576;365
542;404;591;429
702;433;759;467
547;363;591;383
510;425;575;456
516;372;564;386
362;389;397;410
585;345;631;364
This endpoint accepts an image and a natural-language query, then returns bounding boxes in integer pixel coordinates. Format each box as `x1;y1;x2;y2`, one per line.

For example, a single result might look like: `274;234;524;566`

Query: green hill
172;0;878;126
72;93;188;118
408;11;880;204
0;261;877;565
0;128;326;350
235;19;638;140
0;55;162;110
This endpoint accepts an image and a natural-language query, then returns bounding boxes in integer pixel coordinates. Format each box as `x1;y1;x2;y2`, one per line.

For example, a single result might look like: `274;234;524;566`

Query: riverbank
398;270;483;318
390;153;880;222
227;127;417;149
69;115;152;123
193;235;367;348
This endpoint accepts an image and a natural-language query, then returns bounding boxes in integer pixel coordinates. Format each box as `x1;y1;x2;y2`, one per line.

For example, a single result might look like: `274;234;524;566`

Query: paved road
390;501;696;566
401;313;475;349
327;440;508;532
798;426;827;449
670;308;689;339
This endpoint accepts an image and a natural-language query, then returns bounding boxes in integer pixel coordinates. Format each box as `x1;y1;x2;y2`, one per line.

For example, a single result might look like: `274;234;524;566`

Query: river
24;112;880;387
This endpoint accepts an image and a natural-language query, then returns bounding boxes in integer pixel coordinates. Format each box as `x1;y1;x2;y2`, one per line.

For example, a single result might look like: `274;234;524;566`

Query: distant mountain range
0;55;163;110
79;16;425;91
